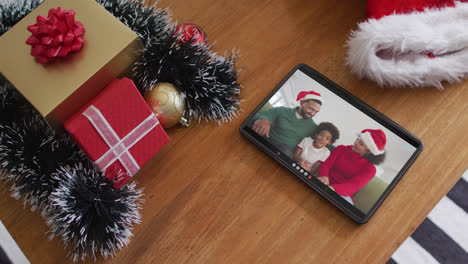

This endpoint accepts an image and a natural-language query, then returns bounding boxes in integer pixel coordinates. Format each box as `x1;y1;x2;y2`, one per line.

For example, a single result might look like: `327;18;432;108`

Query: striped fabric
388;169;468;264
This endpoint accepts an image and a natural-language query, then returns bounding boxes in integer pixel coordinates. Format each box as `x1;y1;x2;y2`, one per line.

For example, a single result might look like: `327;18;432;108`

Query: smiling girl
294;122;340;174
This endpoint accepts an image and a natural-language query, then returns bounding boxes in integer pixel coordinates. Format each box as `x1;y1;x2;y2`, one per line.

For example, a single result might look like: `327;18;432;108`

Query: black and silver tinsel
0;0;241;261
134;35;241;122
0;0;44;36
0;118;78;212
97;0;241;123
47;165;143;261
96;0;172;42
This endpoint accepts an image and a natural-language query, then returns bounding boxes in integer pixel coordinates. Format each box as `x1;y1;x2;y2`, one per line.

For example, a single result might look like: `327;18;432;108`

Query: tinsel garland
96;0;171;42
0;79;144;261
134;35;240;122
0;119;77;212
0;0;241;261
47;165;143;261
0;0;43;35
97;0;241;123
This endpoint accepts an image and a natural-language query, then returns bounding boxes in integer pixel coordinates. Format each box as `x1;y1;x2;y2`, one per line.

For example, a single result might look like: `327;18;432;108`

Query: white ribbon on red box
83;105;159;176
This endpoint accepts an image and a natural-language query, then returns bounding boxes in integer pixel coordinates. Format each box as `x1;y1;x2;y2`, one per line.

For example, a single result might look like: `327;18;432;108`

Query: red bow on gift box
25;7;85;64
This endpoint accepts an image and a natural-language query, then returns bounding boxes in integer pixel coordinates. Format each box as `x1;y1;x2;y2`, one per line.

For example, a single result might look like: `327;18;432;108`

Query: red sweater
319;145;376;197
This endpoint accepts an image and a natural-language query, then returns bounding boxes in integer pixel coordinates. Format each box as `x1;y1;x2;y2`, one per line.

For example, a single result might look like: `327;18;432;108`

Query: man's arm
251;107;284;137
252;119;271;137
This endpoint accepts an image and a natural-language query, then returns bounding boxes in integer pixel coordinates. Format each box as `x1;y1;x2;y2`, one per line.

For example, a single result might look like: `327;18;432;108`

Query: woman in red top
317;129;387;204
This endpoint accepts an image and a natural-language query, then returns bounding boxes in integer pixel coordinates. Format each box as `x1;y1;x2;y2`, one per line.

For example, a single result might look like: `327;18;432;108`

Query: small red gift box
64;78;170;188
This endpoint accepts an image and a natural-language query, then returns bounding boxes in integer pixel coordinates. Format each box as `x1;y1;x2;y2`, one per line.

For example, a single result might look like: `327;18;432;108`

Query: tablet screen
240;64;423;223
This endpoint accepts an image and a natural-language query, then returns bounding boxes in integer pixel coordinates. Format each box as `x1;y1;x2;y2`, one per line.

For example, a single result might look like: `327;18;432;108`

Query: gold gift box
0;0;142;128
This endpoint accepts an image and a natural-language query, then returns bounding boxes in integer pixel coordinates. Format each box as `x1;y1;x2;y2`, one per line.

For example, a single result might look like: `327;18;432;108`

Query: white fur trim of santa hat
346;1;468;89
360;130;386;155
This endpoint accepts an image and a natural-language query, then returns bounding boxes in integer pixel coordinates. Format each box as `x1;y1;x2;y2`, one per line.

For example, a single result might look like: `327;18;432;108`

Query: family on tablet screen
251;90;386;204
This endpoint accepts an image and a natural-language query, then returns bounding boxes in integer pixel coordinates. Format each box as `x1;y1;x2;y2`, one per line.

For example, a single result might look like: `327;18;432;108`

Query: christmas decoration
0;0;43;36
25;7;85;64
0;117;81;212
0;0;241;261
174;23;207;47
0;0;143;127
144;82;186;128
46;164;143;261
65;78;170;189
94;0;240;124
134;34;240;123
346;0;468;89
296;90;322;104
95;0;171;43
360;129;386;155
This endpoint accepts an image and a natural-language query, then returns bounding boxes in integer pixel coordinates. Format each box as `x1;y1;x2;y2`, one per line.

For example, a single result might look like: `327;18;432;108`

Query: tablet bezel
239;64;423;223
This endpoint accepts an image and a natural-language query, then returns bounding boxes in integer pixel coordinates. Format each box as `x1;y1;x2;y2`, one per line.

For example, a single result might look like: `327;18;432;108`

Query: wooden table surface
1;0;468;263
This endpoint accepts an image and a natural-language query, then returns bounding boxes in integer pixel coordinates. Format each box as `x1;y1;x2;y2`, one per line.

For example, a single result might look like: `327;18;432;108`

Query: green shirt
254;107;317;151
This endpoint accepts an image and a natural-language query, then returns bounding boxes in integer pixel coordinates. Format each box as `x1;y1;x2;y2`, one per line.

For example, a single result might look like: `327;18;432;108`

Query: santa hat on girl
360;129;386;155
346;0;468;89
296;91;323;104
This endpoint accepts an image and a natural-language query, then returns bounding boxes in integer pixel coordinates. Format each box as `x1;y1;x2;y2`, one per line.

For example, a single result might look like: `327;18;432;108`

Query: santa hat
360;129;386;155
296;91;323;104
346;0;468;89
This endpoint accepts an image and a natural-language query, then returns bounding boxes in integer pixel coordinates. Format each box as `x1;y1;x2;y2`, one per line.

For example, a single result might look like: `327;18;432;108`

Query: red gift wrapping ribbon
82;105;160;178
25;7;85;64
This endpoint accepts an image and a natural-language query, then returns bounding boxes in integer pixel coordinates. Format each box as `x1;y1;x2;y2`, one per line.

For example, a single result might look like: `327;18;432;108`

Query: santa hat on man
360;129;386;155
346;0;468;89
296;91;323;104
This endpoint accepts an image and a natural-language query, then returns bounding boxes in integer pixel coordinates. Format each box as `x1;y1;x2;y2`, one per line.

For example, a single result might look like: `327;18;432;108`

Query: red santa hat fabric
360;129;386;155
346;0;468;89
296;91;322;104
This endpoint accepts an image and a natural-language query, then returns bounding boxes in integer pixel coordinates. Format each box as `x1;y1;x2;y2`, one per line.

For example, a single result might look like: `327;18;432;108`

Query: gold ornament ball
144;82;185;128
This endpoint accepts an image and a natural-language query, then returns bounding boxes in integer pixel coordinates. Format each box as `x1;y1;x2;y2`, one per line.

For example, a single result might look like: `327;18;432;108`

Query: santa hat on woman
346;0;468;89
296;91;323;104
360;129;386;155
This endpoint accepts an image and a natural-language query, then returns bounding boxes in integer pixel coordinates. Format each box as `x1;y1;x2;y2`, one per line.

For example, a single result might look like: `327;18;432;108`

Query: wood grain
1;0;467;263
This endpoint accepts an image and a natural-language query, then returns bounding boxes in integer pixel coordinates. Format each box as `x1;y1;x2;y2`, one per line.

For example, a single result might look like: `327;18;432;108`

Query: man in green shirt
252;91;323;158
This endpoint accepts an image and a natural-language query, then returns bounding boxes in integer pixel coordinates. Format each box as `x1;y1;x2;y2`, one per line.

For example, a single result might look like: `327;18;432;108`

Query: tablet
240;64;423;223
